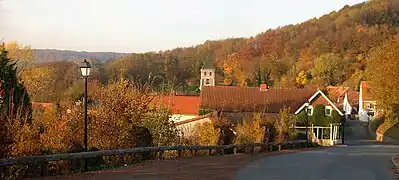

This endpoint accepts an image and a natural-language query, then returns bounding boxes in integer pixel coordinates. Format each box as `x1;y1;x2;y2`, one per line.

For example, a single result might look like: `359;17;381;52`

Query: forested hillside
101;0;399;91
14;0;399;102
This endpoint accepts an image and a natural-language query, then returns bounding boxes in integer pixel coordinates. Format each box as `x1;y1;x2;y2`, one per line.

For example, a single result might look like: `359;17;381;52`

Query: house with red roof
200;85;318;123
326;86;359;119
199;85;360;124
358;81;379;120
160;95;201;123
294;89;344;117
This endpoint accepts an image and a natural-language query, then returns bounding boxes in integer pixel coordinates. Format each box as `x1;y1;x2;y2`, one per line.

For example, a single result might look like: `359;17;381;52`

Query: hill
102;0;399;90
34;49;129;63
21;0;399;102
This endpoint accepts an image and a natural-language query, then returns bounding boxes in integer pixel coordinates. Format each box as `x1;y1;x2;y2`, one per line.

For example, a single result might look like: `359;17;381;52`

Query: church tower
199;60;215;90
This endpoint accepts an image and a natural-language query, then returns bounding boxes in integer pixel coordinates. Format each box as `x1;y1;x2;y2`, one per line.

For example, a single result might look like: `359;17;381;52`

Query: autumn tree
188;121;220;146
4;41;35;74
89;79;179;149
0;47;36;161
275;107;295;142
367;38;399;116
295;70;312;88
234;114;266;144
0;48;32;121
20;66;56;102
312;53;346;86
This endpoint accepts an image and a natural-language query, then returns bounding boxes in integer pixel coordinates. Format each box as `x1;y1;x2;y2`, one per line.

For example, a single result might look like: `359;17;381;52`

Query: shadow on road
344;120;393;146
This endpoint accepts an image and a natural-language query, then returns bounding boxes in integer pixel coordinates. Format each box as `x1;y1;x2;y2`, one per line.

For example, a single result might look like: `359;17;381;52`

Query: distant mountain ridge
34;49;129;63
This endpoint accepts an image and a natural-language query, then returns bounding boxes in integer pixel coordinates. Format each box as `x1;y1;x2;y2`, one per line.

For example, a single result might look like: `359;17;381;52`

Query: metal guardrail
0;140;311;167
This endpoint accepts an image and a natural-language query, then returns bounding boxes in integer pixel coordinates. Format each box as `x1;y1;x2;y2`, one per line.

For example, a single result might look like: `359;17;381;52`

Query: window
204;72;207;76
325;106;332;116
209;72;212;76
205;79;210;84
307;106;313;115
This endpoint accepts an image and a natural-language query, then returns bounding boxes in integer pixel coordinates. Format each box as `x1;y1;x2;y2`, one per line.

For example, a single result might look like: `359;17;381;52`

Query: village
166;63;376;142
3;0;399;179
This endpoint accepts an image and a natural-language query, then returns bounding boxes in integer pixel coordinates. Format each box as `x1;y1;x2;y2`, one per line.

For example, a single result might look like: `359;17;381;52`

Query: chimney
260;84;269;91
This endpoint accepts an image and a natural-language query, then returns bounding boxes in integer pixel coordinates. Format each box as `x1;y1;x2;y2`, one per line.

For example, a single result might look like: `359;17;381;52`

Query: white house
358;81;378;121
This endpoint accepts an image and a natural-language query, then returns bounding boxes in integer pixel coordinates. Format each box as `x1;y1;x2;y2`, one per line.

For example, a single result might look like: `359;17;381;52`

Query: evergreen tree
0;46;32;123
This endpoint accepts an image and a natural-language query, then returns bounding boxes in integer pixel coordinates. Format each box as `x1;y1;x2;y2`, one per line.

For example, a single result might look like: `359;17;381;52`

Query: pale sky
1;0;366;53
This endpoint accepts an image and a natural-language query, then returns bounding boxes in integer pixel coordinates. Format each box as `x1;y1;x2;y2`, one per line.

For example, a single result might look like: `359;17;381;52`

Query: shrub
198;109;213;116
275;107;295;143
234;115;266;144
295;110;308;126
188;121;220;146
139;108;180;146
89;79;159;149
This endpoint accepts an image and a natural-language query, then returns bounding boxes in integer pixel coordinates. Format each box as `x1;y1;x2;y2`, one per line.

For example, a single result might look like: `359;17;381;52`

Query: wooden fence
0;140;314;178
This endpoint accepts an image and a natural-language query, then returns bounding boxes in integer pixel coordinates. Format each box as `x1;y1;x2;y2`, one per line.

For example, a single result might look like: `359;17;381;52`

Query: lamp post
305;102;309;140
79;59;91;172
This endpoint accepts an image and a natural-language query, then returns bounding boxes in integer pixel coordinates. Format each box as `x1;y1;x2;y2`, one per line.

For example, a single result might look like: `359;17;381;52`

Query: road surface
234;120;399;180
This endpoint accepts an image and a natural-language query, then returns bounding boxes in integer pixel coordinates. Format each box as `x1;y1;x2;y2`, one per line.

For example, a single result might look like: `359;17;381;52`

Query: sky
1;0;366;53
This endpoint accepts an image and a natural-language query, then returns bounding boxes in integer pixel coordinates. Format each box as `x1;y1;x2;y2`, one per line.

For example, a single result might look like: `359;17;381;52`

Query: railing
0;140;315;179
295;124;342;146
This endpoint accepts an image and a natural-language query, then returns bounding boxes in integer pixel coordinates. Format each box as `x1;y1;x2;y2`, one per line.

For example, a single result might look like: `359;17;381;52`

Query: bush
295;110;308;126
139;108;180;146
275;107;295;143
188;121;220;146
198;109;214;116
234;115;265;144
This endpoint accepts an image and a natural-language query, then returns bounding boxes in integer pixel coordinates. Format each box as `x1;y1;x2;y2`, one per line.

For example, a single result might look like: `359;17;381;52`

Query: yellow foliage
89;80;160;149
235;115;266;144
275;107;295;143
5;41;34;62
367;38;399;111
295;70;308;86
188;121;220;145
20;67;56;101
10;123;42;157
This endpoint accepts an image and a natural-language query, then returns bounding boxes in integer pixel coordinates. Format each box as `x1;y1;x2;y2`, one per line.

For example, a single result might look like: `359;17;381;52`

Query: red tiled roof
361;81;375;101
327;86;359;105
161;96;200;115
200;86;316;113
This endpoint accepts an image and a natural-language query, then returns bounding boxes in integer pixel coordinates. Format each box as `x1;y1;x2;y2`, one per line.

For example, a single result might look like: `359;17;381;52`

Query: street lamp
305;102;309;140
79;59;91;172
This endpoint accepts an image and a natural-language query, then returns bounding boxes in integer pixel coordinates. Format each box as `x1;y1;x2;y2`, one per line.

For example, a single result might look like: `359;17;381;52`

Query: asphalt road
234;120;399;180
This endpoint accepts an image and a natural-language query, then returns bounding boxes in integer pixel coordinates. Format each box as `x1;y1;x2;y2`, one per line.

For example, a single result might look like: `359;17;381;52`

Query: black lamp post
79;59;91;172
305;102;309;140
